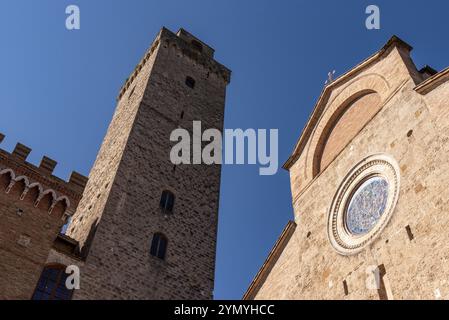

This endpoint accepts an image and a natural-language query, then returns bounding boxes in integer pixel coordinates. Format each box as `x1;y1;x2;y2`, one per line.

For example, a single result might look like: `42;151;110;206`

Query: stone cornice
414;66;449;95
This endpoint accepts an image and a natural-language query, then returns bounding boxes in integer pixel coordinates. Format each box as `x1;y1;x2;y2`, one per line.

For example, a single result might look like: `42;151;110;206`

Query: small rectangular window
343;280;349;296
160;190;175;213
158;238;167;260
150;233;168;260
185;76;195;89
128;86;136;99
150;234;159;256
405;225;414;241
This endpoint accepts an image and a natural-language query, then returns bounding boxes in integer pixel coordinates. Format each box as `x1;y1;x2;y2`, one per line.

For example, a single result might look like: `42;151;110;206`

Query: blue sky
1;0;448;299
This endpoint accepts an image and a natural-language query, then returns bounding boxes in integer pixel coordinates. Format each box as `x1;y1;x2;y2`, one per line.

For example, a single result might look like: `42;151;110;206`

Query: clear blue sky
1;0;448;299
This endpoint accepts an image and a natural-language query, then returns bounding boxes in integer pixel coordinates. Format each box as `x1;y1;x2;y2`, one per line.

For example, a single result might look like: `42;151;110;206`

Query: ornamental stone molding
327;153;400;255
0;166;72;217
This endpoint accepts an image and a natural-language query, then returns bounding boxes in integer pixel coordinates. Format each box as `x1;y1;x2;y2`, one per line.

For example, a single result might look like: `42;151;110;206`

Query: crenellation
12;143;32;161
39;156;57;175
0;139;87;195
176;28;215;58
68;171;88;190
0;140;87;299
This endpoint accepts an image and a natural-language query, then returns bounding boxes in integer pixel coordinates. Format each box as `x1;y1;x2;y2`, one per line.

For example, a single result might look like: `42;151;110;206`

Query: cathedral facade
244;36;449;300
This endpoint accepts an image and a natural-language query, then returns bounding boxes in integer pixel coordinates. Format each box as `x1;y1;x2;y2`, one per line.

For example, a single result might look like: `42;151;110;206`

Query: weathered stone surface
251;37;449;300
67;27;231;300
0;27;229;301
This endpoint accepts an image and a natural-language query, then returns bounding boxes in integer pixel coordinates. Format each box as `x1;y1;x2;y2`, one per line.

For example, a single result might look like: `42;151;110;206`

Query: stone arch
8;178;27;198
50;196;70;217
14;175;30;185
55;196;70;209
0;168;71;215
313;90;382;175
28;182;43;194
35;189;57;212
0;168;15;177
10;175;30;199
305;73;391;179
0;169;14;191
22;183;42;204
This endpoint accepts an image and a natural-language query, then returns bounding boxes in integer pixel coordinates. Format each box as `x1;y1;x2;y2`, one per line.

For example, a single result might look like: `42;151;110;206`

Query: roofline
283;35;413;170
419;65;438;76
176;27;216;52
414;66;449;95
242;220;297;300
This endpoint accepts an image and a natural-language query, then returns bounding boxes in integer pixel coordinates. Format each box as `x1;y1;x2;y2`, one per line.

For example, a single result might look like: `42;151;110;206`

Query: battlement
0;133;88;199
117;26;231;101
0;135;88;299
176;28;216;58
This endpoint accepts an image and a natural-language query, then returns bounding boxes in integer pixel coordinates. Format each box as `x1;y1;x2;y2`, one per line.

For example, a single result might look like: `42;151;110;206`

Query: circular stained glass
345;177;389;235
328;154;400;255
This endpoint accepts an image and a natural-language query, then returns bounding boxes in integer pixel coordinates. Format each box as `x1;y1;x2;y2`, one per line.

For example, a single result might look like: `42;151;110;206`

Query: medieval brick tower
66;27;231;299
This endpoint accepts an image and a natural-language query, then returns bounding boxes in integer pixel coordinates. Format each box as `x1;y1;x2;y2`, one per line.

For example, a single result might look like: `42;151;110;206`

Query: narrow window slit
377;264;389;300
160;190;175;214
343;280;349;296
185;76;195;89
405;225;414;241
150;233;168;260
128;86;136;99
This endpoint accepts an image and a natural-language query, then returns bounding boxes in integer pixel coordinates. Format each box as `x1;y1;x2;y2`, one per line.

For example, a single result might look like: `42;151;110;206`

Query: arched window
32;264;73;300
150;233;168;260
160;190;175;214
185;76;196;89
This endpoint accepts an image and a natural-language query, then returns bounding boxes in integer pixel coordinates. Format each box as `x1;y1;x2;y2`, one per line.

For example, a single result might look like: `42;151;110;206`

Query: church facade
244;36;449;300
0;27;230;300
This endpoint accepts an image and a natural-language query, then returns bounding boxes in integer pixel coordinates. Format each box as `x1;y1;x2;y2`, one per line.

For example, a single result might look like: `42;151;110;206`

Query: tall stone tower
67;27;231;299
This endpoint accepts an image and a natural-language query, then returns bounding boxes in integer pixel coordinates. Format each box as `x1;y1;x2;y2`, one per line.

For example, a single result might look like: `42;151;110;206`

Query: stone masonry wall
0;142;85;299
254;44;449;299
68;28;230;300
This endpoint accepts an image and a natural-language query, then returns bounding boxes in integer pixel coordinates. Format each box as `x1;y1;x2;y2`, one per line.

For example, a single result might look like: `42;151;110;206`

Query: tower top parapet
117;27;231;101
